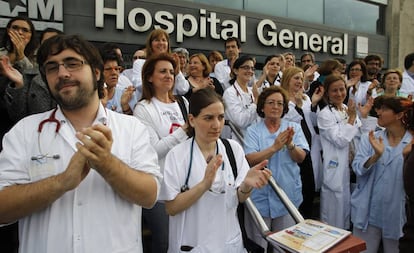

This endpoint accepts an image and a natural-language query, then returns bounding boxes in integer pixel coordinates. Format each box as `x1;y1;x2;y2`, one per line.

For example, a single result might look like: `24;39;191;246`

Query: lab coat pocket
323;158;343;192
225;232;246;253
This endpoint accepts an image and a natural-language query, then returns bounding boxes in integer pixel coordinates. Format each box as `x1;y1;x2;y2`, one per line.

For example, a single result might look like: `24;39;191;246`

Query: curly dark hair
37;34;105;98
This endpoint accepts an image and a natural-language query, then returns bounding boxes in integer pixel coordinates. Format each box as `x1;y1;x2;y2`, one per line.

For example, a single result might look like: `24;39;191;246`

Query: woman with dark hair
352;96;412;253
244;85;309;250
223;55;258;139
346;59;373;106
133;53;189;253
160;88;271;253
255;54;283;93
184;53;223;99
0;16;38;71
317;74;361;229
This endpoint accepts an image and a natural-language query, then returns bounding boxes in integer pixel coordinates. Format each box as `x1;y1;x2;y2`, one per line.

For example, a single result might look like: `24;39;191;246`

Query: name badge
29;159;56;181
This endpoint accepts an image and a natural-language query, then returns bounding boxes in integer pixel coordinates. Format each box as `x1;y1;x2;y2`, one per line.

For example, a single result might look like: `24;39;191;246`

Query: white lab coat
214;59;232;90
0;104;162;253
317;104;361;229
400;70;414;95
160;138;249;253
223;82;258;141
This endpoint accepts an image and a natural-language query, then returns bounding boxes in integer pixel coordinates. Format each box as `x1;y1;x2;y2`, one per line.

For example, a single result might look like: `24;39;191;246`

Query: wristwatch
287;143;296;151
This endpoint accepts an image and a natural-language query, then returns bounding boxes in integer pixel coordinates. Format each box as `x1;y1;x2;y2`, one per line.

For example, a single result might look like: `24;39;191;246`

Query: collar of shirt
407;70;414;80
55;102;108;128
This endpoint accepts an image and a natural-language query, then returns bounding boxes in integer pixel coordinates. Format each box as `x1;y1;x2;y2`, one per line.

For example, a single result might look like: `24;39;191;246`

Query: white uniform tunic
160;138;249;253
317;104;361;229
0;104;162;253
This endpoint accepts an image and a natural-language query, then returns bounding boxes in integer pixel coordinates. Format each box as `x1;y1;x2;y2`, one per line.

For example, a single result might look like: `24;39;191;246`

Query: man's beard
52;78;97;110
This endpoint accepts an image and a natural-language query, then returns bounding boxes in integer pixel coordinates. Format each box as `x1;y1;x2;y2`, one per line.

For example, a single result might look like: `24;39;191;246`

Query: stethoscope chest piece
180;185;189;193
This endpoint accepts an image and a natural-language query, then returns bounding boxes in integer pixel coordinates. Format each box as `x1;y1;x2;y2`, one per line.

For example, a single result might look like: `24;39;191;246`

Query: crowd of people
1;16;414;253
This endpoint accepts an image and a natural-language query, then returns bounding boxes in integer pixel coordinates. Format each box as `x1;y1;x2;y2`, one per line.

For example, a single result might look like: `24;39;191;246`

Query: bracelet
287;143;296;151
239;186;253;194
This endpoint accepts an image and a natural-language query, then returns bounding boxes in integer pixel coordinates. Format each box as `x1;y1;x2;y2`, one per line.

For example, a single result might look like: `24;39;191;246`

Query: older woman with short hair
244;86;309;250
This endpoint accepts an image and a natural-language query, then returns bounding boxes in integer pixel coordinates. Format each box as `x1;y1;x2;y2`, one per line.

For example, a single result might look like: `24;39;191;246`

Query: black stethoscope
180;138;224;193
233;83;254;109
31;108;61;161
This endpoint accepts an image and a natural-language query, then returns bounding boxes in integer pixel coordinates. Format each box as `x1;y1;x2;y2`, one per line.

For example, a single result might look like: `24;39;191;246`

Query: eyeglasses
42;57;86;75
104;66;122;72
264;100;284;107
349;68;362;72
10;24;31;34
367;62;380;66
239;65;255;71
133;56;146;60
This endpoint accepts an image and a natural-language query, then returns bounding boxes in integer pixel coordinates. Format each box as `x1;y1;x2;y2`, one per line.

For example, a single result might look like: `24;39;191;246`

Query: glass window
287;0;323;23
245;0;287;17
180;0;383;35
189;0;243;10
325;0;380;34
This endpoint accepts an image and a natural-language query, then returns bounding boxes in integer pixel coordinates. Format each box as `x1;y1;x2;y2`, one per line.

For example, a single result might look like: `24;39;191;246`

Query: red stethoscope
38;108;61;133
31;108;61;161
32;107;108;161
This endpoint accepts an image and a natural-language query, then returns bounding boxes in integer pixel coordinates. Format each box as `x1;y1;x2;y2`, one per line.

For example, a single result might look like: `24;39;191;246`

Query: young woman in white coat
317;74;361;229
133;53;189;253
160;88;271;253
223;55;258;139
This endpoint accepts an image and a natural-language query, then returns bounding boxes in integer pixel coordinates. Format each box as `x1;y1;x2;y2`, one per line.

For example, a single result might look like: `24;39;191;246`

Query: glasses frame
239;65;255;72
42;57;87;75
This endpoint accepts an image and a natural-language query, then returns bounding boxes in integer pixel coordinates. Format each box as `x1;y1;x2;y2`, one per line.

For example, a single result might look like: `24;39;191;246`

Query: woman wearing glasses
101;52;137;114
223;55;258;140
0;16;38;71
346;60;373;106
244;86;309;250
160;88;271;253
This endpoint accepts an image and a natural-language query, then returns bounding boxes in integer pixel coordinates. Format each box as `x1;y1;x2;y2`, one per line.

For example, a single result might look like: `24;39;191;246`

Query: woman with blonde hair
131;29;189;98
280;67;322;218
184;53;223;99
